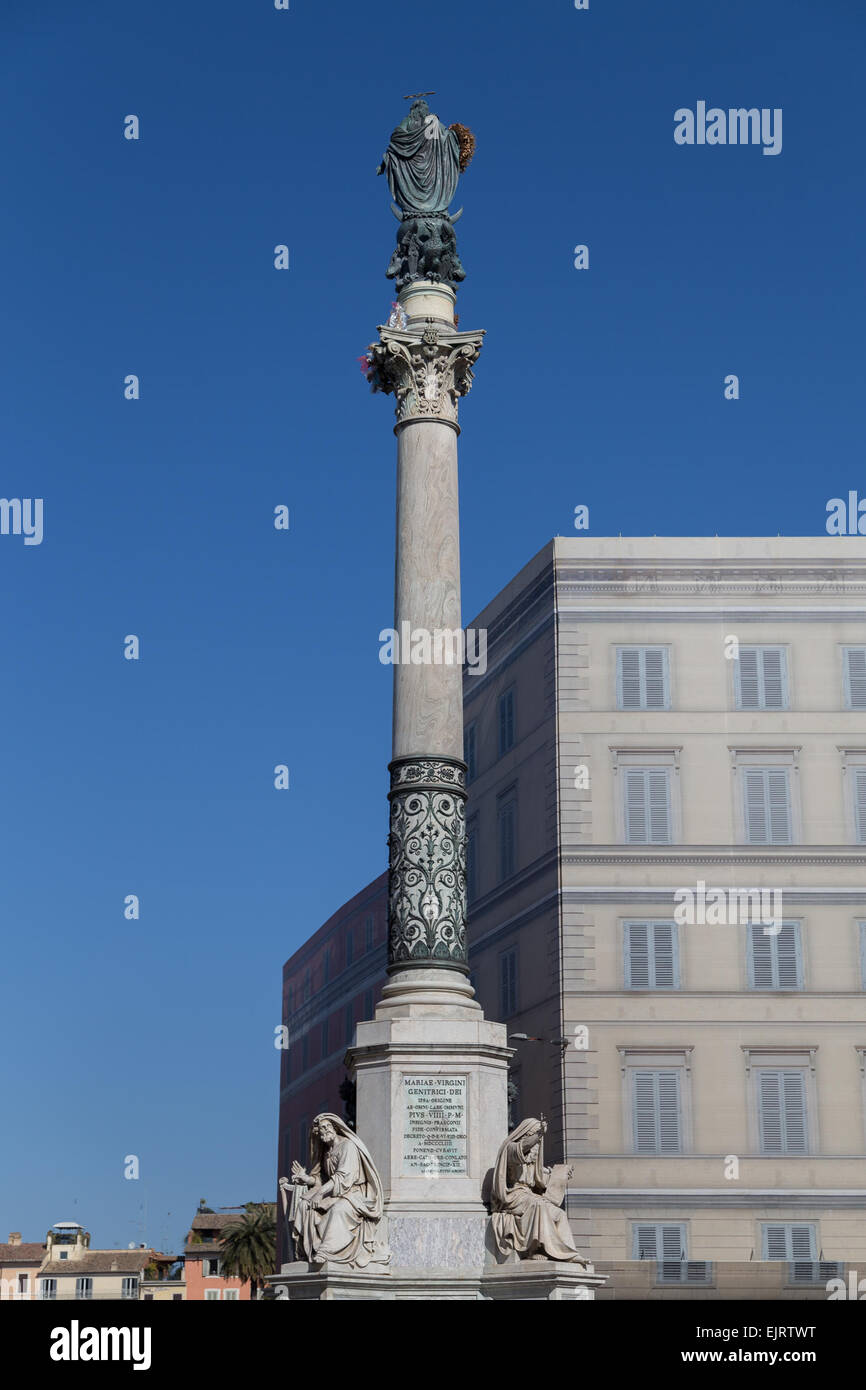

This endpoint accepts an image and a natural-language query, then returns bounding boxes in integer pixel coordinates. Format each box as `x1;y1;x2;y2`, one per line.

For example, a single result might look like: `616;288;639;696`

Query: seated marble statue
490;1117;588;1264
288;1113;389;1269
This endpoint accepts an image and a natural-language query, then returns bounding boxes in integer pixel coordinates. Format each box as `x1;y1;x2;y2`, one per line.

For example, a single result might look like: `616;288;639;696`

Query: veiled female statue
287;1114;389;1268
376;98;475;291
490;1117;588;1264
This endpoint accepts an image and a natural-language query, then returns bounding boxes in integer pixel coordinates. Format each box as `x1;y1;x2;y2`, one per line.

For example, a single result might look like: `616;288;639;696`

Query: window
748;922;802;990
345;931;353;967
299;1117;309;1161
499;948;518;1017
497;794;516;880
757;1069;809;1154
498;689;515;756
323;947;331;984
631;1069;682;1154
75;1277;92;1300
789;1261;843;1285
121;1277;139;1299
205;1289;220;1301
301;1034;309;1071
287;985;294;1016
632;1223;712;1285
364;988;374;1018
742;767;792;844
144;1293;154;1300
223;1289;239;1300
623;768;672;844
843;647;866;709
204;1257;221;1277
320;1019;329;1056
39;1279;56;1300
617;647;670;711
762;1222;816;1261
735;647;788;710
624;922;678;989
303;969;311;1002
59;1250;68;1259
344;1002;354;1045
17;1273;28;1297
365;916;374;953
464;722;477;782
854;768;866;843
172;1293;182;1301
466;815;479;903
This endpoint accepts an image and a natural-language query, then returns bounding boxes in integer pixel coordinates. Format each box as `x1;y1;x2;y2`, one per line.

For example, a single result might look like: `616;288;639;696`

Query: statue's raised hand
291;1160;313;1186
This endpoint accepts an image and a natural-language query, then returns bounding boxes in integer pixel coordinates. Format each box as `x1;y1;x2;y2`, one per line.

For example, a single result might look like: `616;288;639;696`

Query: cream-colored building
35;1223;157;1302
462;537;866;1296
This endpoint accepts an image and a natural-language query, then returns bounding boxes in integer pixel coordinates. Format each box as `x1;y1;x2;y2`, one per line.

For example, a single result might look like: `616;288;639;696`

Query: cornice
561;846;866;867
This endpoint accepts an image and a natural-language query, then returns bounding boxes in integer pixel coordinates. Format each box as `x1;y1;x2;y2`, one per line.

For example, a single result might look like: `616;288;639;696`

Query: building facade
278;537;866;1294
0;1232;46;1301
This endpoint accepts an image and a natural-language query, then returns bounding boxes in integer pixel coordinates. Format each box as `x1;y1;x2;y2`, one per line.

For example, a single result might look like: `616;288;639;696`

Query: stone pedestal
345;965;511;1279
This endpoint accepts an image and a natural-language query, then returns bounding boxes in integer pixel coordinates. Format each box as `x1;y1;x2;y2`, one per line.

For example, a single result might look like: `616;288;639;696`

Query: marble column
367;281;485;1014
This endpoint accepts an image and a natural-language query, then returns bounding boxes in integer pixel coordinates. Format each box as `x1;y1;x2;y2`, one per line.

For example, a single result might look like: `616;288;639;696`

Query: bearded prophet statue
283;1114;390;1269
490;1118;589;1264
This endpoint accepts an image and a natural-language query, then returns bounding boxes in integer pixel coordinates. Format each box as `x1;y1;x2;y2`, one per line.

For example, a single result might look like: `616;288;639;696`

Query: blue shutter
625;923;651;988
854;769;866;843
845;648;866;710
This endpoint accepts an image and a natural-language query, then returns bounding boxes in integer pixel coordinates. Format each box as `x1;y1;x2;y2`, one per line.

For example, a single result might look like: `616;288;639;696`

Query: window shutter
750;924;775;988
764;1224;789;1260
619;649;642;709
790;1224;815;1260
633;1072;659;1153
781;1071;808;1153
635;1224;658;1259
758;1070;784;1153
744;769;791;844
624;770;648;843
626;923;650;988
767;770;792;843
737;649;761;708
854;769;866;843
659;1223;685;1281
647;769;672;842
759;1069;808;1154
652;923;676;988
761;648;785;709
643;648;667;709
657;1070;681;1152
744;769;768;842
775;924;802;989
846;648;866;709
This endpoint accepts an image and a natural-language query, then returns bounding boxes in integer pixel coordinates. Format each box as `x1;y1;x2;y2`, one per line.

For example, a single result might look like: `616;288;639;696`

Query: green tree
219;1205;277;1299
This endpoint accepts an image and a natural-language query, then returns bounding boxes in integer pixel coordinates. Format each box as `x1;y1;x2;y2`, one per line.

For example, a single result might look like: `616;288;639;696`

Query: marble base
271;1258;605;1302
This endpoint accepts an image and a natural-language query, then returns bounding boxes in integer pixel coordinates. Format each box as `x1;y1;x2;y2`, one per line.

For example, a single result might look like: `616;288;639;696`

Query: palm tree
219;1204;277;1299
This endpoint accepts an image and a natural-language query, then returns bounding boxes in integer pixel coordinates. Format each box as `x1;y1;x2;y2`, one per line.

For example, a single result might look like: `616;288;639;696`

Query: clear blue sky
1;0;863;1253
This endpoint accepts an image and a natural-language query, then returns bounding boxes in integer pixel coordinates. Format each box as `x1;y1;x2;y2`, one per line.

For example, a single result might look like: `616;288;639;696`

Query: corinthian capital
367;319;484;428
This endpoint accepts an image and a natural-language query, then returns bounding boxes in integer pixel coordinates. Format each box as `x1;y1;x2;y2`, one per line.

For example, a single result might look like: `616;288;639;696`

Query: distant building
183;1201;256;1301
0;1232;46;1300
35;1223;152;1301
277;537;866;1295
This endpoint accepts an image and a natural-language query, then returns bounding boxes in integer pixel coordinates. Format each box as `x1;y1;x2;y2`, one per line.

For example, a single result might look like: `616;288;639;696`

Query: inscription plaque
402;1074;468;1176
